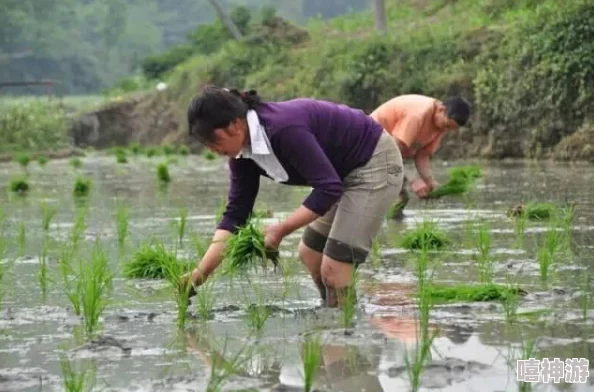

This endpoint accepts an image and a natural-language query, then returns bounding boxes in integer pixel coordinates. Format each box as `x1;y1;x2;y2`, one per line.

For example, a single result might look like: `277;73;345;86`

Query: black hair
443;96;471;127
187;85;262;145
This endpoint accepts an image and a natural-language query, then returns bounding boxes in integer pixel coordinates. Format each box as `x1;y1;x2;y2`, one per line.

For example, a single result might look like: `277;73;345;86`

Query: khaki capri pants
302;131;404;264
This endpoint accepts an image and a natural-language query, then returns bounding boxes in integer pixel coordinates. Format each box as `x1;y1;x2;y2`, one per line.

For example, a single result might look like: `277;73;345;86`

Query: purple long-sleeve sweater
217;98;384;233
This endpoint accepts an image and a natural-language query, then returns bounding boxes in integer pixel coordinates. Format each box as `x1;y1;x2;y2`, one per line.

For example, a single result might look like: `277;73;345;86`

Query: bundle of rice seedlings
73;177;91;198
428;283;527;304
123;242;194;279
222;220;279;275
400;221;450;250
10;176;30;196
507;202;555;221
428;165;482;199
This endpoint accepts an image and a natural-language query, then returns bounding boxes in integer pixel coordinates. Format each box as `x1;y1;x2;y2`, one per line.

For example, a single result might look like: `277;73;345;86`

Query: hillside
138;0;590;160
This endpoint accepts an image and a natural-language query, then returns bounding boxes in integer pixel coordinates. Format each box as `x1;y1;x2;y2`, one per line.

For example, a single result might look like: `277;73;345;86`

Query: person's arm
191;158;261;286
414;133;444;189
272;126;343;238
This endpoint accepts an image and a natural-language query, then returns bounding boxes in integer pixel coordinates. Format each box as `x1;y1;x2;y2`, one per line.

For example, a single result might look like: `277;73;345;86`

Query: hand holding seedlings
263;222;286;250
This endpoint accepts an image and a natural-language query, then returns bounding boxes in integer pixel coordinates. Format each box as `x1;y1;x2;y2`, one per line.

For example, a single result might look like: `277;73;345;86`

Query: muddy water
0;156;593;392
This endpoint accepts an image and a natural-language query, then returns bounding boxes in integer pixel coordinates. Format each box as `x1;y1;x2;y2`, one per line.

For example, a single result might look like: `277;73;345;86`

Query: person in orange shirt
370;94;471;218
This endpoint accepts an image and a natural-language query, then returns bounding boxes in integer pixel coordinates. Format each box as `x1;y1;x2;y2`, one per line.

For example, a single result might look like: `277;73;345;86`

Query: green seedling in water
501;276;522;324
41;200;57;232
114;147;128;164
302;333;322;392
536;223;561;283
202;150;217;161
427;283;525;304
123;241;193;279
221;219;278;276
114;203;129;250
18;221;26;257
71;207;88;254
14;152;31;169
60;242;81;316
73;177;91;199
159;245;194;328
177;145;190;155
78;242;113;337
38;238;50;300
59;353;96;392
145;146;159;157
400;220;450;250
341;269;358;329
175;207;187;247
195;273;217;320
509;335;538;392
162;144;175;156
514;210;527;249
244;281;273;331
37;155;49;166
10;176;30;196
508;202;557;221
406;225;438;392
129;142;142;155
157;163;171;183
206;336;252;392
474;220;493;283
70;157;82;169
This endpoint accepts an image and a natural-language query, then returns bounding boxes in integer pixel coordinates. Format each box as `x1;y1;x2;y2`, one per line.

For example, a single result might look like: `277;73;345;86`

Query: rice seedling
203;150;217;161
512;336;538;392
245;283;273;332
159;246;194;328
73;177;91;199
114;203;129;250
205;336;252;392
78;242;113;337
10;176;30;196
474;220;493;283
59;241;81;315
156;162;171;183
427;165;482;199
405;226;438;392
129;142;142;155
341;269;359;329
191;232;209;259
162;144;175;156
177;145;190;155
38;237;50;300
508;202;555;221
513;210;527;249
175;207;187;247
37;155;49;166
195;273;217;320
69;157;82;169
114;147;128;164
70;206;88;254
400;220;450;250
14;151;31;169
501;276;522;324
59;353;96;392
18;221;26;257
145;146;159;157
302;333;322;392
221;220;279;276
41;200;57;232
123;241;194;279
536;223;561;283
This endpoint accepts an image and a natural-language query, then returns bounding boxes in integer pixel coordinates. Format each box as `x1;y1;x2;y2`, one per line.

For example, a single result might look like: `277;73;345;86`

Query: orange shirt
370;94;444;159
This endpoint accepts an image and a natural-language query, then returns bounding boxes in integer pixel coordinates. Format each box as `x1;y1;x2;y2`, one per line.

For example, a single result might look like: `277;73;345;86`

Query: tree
372;0;387;35
206;0;243;40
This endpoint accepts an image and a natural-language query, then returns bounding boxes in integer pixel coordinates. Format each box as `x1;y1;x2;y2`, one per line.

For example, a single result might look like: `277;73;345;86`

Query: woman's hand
264;223;286;250
411;178;430;199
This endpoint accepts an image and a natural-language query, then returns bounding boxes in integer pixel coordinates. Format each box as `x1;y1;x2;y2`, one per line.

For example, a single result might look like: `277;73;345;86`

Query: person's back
370;94;441;159
257;98;384;180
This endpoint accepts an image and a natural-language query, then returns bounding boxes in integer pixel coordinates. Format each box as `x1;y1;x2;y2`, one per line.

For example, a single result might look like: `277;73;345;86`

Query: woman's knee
320;256;355;289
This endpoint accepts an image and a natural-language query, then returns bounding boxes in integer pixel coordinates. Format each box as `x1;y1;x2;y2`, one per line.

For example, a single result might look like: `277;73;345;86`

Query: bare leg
298;240;326;300
320;256;356;308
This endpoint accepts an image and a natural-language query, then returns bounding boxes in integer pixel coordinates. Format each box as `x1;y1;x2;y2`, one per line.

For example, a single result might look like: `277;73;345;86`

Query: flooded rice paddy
0;154;593;392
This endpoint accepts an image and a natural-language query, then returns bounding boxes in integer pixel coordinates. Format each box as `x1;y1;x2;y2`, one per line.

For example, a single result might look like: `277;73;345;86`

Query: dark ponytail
187;85;263;145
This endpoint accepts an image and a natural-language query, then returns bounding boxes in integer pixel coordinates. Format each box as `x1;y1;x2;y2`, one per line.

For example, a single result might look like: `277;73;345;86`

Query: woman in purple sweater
184;85;404;307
